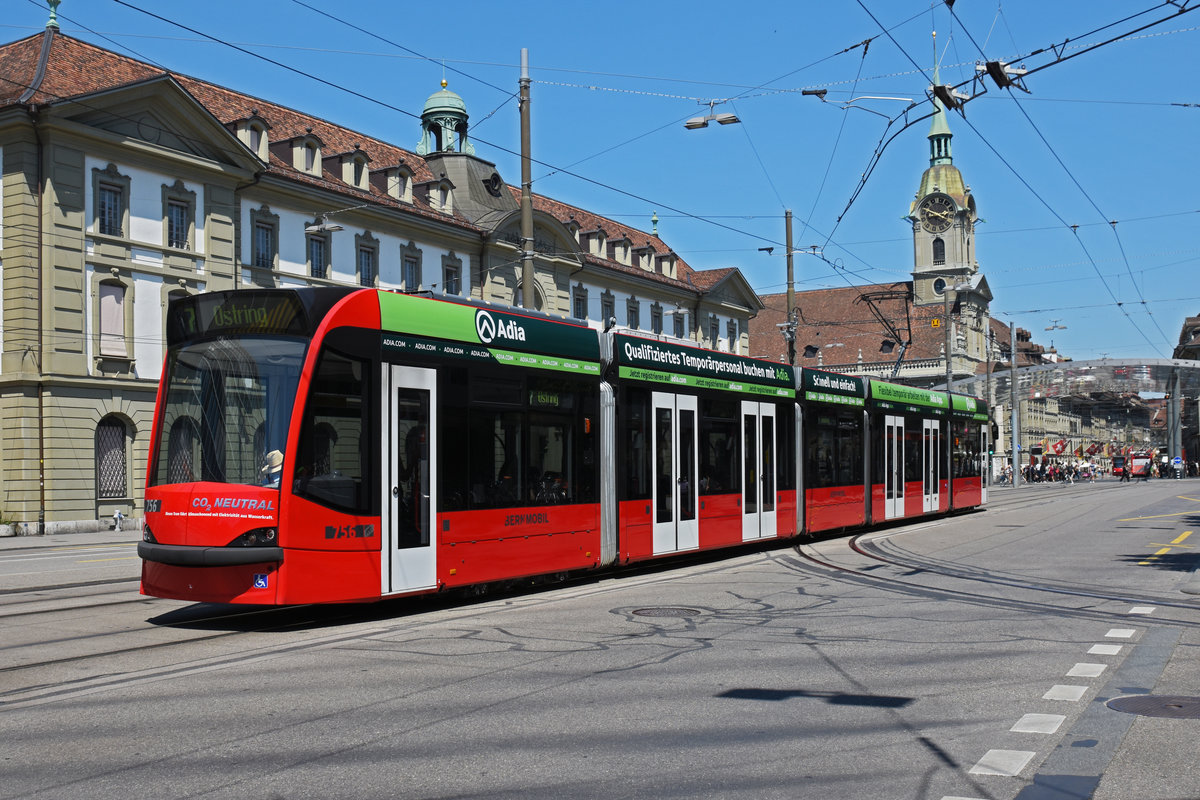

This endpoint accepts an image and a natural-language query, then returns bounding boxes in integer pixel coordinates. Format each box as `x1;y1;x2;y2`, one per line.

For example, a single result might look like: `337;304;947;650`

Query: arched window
932;237;946;265
96;416;129;499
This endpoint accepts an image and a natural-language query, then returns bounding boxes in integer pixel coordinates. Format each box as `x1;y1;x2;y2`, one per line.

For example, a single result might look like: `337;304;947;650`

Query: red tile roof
1;30;755;306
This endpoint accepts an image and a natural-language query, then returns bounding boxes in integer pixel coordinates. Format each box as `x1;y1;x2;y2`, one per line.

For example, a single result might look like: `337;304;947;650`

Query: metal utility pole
1010;321;1020;488
519;48;535;310
785;210;795;364
944;289;954;497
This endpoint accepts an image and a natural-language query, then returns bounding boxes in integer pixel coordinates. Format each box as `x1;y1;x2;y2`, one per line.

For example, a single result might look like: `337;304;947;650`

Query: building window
627;297;640;330
673;312;685;339
442;252;463;295
651;303;663;335
99;281;127;358
307;233;329;279
249;125;263;156
572;285;589;320
254;223;275;269
96;416;128;499
358;247;376;286
727;320;738;353
402;256;420;291
443;263;461;295
305;142;318;173
353;158;366;188
600;291;615;326
98;185;124;236
166;201;189;249
709;316;720;348
249;206;279;271
92;163;131;239
932;237;946;265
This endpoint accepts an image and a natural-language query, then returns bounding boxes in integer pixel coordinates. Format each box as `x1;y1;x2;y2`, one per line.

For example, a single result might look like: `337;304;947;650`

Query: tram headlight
142;524;157;543
228;527;278;547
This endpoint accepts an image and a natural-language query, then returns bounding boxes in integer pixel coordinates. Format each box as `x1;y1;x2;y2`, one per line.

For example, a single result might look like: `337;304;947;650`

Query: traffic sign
1173;456;1183;465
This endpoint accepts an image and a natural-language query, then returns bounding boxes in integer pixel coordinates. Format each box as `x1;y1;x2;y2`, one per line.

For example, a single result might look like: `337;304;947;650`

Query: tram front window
150;336;306;487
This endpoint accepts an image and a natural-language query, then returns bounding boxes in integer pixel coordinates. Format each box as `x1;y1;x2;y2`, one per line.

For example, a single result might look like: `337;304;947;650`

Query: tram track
791;525;1200;628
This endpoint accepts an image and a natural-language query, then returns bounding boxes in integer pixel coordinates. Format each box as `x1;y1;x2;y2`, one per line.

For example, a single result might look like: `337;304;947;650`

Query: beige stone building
0;23;760;533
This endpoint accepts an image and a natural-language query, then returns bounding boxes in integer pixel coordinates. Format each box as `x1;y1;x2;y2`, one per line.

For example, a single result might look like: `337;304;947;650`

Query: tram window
775;403;796;491
468;410;524;507
295;348;370;514
439;368;470;510
806;411;862;489
618;388;651;501
953;421;981;478
904;425;922;485
699;397;739;495
656;406;675;522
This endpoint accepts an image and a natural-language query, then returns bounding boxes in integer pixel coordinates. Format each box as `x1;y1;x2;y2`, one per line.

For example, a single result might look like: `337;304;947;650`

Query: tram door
651;392;699;555
741;401;777;541
382;365;437;595
884;415;904;519
923;419;940;512
980;425;989;503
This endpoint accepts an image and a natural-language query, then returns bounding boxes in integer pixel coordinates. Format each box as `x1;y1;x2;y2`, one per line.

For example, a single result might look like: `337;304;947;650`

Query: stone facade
0;27;761;532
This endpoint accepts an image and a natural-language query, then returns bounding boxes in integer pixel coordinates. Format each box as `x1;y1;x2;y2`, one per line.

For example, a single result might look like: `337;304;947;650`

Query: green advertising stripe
384;334;599;374
805;391;865;407
619;366;793;397
491;348;601;374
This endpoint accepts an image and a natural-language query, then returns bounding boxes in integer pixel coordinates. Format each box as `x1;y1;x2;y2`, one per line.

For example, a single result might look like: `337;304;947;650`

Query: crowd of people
994;458;1194;484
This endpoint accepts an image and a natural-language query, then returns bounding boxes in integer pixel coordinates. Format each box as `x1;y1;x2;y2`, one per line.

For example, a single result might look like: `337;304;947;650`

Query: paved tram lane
0;530;141;593
1;480;1198;799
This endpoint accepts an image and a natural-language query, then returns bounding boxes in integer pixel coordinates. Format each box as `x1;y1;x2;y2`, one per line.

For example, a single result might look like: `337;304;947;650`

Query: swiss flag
1052;439;1067;455
1086;443;1099;455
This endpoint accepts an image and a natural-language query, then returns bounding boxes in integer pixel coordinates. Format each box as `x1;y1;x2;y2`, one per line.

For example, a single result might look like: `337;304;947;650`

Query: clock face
933;278;947;295
919;195;955;233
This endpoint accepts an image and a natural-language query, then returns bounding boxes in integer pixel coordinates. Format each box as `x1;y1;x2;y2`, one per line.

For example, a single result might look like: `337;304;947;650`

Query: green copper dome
417;80;474;156
423;83;467;117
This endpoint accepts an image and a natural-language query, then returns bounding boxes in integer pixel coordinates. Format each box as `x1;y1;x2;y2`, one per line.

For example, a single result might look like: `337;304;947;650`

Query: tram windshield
150;336;307;487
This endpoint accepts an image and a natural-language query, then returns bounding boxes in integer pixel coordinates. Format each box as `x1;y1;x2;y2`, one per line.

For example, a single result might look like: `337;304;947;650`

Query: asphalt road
2;478;1199;799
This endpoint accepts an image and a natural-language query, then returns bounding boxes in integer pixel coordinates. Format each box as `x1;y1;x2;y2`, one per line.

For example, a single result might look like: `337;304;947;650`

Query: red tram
138;288;987;604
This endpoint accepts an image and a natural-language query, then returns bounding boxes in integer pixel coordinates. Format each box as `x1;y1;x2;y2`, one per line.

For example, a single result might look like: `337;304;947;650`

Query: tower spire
928;34;953;167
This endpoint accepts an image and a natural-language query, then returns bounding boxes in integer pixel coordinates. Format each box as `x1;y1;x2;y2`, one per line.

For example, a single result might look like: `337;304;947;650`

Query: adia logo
475;309;527;344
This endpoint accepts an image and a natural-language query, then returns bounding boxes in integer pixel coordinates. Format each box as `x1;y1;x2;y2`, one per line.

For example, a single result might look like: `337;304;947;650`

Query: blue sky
9;0;1199;360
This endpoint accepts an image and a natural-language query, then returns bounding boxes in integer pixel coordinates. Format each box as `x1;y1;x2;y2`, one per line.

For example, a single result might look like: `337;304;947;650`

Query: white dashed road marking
1088;644;1123;655
970;749;1035;776
1067;662;1107;677
1106;628;1137;638
1043;684;1088;701
1128;606;1156;615
1011;713;1066;734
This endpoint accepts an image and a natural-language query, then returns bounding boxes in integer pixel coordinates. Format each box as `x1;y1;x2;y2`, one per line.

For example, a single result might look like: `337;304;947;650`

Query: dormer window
374;165;413;203
235;113;271;161
590;230;606;258
338;145;371;190
291;133;324;176
435;181;452;214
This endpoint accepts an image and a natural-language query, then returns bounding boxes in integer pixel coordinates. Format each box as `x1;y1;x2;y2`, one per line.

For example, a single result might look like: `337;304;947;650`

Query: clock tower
909;67;980;307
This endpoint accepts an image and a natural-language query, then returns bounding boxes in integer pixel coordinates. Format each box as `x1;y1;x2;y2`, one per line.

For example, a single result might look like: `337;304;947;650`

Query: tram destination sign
802;368;865;407
615;334;794;397
951;393;989;421
379;292;601;372
168;291;307;344
869;380;949;415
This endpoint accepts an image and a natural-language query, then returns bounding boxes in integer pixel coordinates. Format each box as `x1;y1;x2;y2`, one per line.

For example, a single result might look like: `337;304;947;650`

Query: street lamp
685;100;740;129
